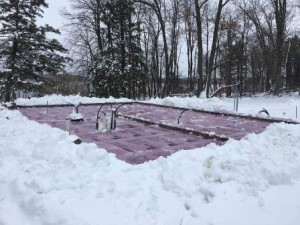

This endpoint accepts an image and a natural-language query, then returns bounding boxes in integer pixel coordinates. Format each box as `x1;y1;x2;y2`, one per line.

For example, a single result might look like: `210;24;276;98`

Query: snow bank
14;93;300;121
1;107;300;225
14;94;132;106
147;94;300;122
146;96;232;112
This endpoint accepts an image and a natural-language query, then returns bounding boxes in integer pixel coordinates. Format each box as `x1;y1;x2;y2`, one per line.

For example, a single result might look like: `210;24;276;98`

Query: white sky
39;0;68;30
38;0;70;43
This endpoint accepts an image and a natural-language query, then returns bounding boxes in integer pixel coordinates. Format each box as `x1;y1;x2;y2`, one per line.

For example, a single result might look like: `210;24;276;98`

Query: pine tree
0;0;67;102
65;0;145;99
103;0;145;98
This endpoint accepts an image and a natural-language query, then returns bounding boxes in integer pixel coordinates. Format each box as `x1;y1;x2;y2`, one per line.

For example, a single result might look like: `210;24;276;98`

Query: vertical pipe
234;87;239;112
236;92;239;112
111;109;116;130
234;96;236;111
65;119;70;135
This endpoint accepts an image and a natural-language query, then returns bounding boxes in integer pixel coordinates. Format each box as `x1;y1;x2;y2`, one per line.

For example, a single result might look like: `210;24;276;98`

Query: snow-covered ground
14;93;300;122
1;94;300;225
147;93;300;122
14;94;133;106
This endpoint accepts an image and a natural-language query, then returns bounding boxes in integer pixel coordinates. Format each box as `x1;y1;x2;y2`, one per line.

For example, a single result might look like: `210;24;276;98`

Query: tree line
64;0;300;98
1;0;300;102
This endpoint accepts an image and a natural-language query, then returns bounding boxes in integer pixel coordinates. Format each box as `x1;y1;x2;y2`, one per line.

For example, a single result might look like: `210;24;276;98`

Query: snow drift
1;100;300;225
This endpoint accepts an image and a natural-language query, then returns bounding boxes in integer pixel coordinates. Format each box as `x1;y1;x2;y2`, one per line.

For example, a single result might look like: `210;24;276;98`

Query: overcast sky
41;0;300;38
38;0;69;39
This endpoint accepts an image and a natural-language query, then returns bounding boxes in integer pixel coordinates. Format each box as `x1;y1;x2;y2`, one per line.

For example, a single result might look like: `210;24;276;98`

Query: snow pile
146;96;232;112
14;94;132;106
97;114;111;132
147;94;300;122
67;108;84;121
1;107;300;225
231;94;300;121
13;93;300;121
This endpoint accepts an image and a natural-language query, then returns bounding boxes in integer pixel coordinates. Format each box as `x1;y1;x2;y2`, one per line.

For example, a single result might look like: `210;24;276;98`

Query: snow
67;108;84;121
15;93;300;122
146;93;300;122
97;114;111;132
15;94;133;106
1;94;300;225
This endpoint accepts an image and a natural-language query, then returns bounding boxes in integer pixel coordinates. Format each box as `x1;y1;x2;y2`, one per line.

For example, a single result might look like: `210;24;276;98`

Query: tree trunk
194;0;207;96
225;28;232;97
206;0;228;98
272;0;286;94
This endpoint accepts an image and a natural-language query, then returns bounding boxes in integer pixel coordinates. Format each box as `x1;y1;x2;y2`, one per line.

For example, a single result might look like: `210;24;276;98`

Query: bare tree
168;0;181;94
270;0;287;94
181;0;196;92
194;0;209;96
206;0;230;98
237;0;276;92
60;0;297;99
134;0;171;97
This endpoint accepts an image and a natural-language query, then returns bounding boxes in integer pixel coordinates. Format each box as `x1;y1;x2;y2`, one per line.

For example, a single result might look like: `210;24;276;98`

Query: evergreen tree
65;0;145;99
105;0;144;98
0;0;67;102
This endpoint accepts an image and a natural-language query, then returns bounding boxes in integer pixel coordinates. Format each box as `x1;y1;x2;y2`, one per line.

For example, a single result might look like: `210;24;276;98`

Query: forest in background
1;0;300;101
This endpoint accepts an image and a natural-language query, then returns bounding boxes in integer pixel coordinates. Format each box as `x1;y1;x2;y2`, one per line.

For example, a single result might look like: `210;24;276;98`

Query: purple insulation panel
18;103;272;164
